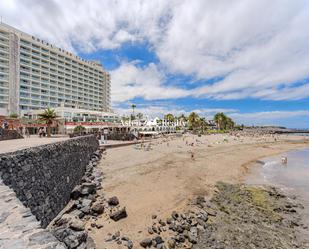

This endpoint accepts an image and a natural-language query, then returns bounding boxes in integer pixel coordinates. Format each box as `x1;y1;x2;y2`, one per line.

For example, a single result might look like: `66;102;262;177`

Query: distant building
0;23;111;116
23;106;119;134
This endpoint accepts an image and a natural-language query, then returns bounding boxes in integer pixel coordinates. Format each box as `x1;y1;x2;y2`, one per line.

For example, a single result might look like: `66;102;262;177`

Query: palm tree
214;112;226;130
199;117;208;133
188;112;199;132
74;125;86;135
131;104;136;120
179;114;187;122
164;113;175;124
38;108;57;137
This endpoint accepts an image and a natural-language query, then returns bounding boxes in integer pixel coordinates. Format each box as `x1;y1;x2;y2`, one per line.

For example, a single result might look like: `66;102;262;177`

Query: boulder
81;183;96;195
108;196;119;206
69;219;85;231
110;207;127;221
153;235;164;245
71;185;82;200
91;202;104;214
140;238;152;248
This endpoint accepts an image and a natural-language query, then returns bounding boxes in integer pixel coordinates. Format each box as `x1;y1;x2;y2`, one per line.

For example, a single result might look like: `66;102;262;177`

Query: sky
1;0;309;128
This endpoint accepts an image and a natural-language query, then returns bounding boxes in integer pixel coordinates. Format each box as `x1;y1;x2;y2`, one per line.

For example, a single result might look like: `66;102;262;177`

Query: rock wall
0;127;23;141
0;135;99;228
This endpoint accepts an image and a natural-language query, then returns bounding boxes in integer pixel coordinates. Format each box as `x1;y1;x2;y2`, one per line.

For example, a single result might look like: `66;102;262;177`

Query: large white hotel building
0;23;111;117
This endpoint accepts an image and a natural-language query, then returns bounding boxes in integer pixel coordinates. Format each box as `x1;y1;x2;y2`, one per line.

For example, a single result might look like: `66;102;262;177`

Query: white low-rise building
22;106;120;134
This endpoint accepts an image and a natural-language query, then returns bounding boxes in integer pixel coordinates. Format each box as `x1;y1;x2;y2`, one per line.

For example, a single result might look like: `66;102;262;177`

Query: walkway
0;180;66;249
0;136;69;154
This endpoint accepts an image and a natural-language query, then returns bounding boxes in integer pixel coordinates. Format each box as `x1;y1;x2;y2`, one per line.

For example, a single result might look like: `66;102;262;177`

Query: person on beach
25;128;30;138
190;151;195;160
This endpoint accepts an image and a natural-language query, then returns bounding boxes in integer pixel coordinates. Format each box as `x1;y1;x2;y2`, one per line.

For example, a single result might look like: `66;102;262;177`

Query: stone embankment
50;148;132;249
0;135;101;248
50;148;104;249
0;135;99;228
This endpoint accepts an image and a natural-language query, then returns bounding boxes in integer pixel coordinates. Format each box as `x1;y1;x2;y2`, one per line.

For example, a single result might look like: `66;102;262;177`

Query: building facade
0;22;111;116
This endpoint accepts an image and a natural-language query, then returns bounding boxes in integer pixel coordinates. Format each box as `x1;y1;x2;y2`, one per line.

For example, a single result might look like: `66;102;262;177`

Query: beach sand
89;133;309;248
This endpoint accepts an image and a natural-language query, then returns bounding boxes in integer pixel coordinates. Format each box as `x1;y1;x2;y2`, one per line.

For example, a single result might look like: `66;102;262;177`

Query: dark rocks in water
140;238;152;248
138;183;308;249
193;182;307;249
108;196;120;206
110;207;128;221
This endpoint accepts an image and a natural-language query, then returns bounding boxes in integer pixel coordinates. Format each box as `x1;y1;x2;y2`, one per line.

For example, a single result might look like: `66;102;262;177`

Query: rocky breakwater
50;148;130;249
50;148;104;249
138;182;308;249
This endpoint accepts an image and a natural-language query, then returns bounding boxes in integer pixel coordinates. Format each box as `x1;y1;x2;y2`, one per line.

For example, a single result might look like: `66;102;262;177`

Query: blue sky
2;0;309;128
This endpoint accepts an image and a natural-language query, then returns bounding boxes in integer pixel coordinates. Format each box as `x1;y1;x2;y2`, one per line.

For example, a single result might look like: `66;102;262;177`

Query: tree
214;112;235;130
131;104;136;120
74;125;86;135
226;117;235;129
199;117;208;133
214;112;226;130
9;113;18;119
121;115;130;124
179;114;187;122
188;112;200;131
164;113;175;123
136;113;143;120
38;108;57;137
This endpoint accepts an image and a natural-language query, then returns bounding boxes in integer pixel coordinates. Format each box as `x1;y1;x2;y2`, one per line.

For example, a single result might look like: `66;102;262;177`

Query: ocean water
246;148;309;237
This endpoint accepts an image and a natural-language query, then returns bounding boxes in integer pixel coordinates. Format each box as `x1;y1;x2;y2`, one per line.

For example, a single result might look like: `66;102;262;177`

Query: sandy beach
88;133;309;248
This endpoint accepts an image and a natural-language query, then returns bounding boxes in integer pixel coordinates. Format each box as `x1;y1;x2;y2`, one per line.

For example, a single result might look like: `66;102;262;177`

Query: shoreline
87;133;309;248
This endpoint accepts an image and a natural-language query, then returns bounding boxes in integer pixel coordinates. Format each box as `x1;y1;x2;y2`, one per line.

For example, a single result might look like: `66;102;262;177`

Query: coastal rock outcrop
139;182;309;249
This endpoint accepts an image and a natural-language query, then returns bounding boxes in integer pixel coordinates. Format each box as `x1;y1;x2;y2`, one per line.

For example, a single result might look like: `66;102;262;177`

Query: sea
246;148;309;240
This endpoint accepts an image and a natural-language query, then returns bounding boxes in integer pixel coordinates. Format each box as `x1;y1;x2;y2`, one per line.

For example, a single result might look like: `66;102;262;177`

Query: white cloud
157;0;309;100
110;61;189;102
1;0;309;102
0;0;172;52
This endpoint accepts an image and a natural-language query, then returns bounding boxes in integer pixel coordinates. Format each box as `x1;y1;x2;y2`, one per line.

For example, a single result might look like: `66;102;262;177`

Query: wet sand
89;133;309;248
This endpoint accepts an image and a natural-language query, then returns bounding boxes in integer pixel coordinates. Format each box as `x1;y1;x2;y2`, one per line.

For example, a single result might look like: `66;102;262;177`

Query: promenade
0;136;69;154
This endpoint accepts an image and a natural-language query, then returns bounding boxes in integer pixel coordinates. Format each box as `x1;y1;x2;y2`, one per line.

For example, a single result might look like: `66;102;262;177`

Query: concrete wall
0;135;99;227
